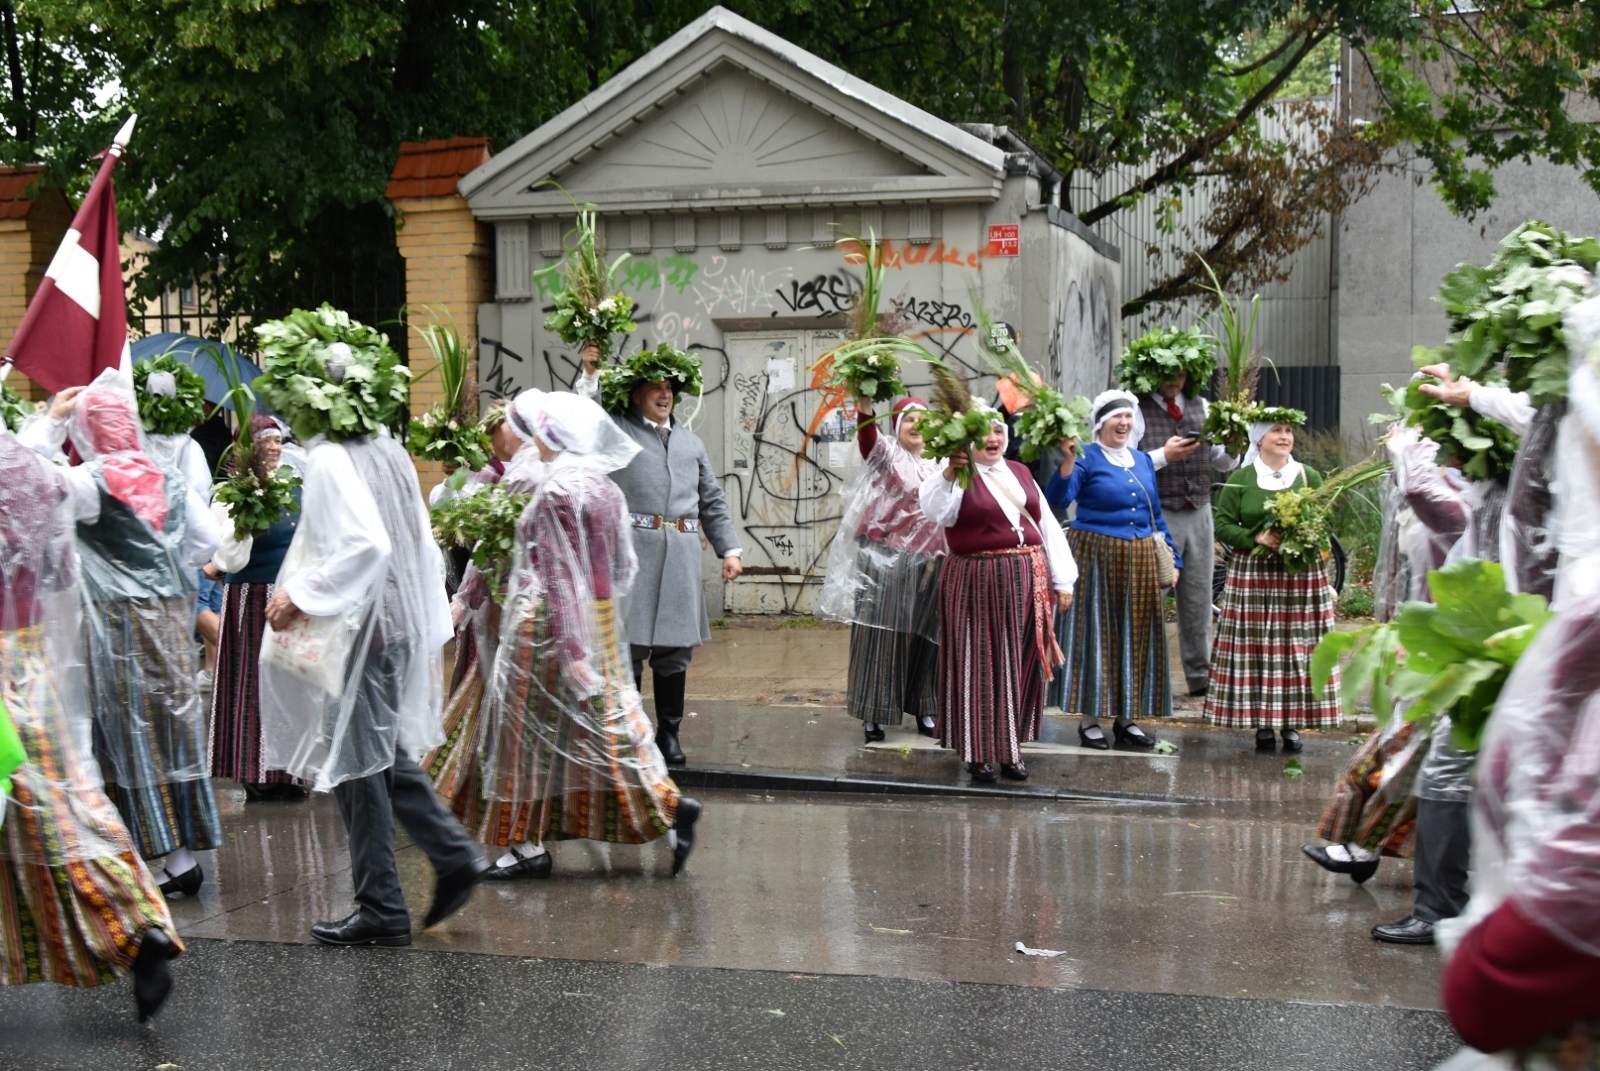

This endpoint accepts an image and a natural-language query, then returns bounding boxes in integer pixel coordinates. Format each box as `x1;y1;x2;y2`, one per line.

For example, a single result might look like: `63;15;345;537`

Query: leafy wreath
0;382;38;433
1115;326;1217;399
598;342;704;414
133;353;208;435
253;305;411;442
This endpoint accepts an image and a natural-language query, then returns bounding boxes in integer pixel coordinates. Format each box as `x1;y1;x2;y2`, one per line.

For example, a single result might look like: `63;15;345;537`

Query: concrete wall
477;174;1119;613
1335;154;1600;445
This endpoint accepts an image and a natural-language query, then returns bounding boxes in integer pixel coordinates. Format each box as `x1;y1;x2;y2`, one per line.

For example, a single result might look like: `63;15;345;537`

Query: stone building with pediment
403;6;1121;615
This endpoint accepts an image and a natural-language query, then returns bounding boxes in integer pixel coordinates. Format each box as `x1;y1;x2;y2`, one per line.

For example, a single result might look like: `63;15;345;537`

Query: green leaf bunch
0;382;40;433
212;466;302;542
1312;559;1554;752
1202;398;1259;460
1375;357;1520;481
915;407;997;490
1014;394;1091;463
822;338;906;404
253;305;410;443
431;486;531;602
598;342;704;414
1199;258;1262;405
407;408;492;470
1115;326;1217;399
545;289;638;357
133;352;208;435
1434;221;1600;405
1262;455;1390;573
538;205;636;360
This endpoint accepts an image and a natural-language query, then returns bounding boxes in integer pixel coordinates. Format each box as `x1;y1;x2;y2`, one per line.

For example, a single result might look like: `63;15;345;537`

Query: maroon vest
945;461;1045;556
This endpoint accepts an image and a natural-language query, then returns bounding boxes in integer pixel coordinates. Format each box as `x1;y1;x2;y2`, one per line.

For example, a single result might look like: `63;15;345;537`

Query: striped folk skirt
209;581;295;787
426;623;489;833
0;626;180;987
1204;552;1341;729
847;541;941;725
479;599;679;848
1316;720;1426;858
1050;530;1171;722
936;548;1047;765
88;597;221;859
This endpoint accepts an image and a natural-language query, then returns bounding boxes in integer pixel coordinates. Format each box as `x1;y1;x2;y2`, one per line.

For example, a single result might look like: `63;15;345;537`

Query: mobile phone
1178;432;1201;443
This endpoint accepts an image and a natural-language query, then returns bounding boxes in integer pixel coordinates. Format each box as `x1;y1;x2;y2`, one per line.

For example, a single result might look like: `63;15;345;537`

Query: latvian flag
4;115;137;392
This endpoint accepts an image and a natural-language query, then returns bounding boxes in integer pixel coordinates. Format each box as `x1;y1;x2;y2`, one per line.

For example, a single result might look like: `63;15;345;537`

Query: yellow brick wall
392;195;494;493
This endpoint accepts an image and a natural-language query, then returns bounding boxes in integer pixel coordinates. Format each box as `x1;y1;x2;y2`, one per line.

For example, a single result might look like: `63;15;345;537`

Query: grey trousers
1164;505;1215;692
1412;798;1472;923
631;644;694;683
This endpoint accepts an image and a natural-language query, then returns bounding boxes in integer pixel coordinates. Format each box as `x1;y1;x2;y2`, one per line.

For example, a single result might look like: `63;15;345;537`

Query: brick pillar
387;137;495;494
0;168;73;401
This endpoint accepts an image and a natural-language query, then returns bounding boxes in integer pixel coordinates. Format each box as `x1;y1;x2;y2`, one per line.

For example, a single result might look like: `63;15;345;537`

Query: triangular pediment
463;7;1005;217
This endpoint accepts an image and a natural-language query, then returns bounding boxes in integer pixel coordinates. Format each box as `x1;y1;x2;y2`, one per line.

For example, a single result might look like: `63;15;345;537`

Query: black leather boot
653;669;688;767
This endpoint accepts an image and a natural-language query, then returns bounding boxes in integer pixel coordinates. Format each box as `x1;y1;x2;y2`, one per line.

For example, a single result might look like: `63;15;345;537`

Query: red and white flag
4;115;137;393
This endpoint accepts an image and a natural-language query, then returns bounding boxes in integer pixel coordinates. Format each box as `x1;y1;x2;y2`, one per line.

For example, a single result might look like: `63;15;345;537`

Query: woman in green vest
1204;414;1342;750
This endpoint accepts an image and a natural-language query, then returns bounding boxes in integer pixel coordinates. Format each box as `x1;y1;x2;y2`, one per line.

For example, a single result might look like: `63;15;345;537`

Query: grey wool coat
597;403;740;650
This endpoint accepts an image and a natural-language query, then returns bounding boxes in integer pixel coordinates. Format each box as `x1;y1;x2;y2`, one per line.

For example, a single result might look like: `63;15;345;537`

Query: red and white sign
986;223;1020;257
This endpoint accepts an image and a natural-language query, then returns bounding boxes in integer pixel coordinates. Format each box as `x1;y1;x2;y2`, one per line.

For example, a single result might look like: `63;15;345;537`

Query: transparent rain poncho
258;432;451;792
816;417;948;640
0;428;135;864
65;371;215;794
480;394;678;839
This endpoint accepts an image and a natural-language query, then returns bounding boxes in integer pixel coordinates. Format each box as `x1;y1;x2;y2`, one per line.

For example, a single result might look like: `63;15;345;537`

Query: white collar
1096;441;1136;468
1253;456;1304;488
1150;392;1185;413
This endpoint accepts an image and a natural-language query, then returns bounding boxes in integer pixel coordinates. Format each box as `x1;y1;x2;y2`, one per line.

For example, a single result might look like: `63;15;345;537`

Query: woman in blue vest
205;415;304;802
1044;390;1181;749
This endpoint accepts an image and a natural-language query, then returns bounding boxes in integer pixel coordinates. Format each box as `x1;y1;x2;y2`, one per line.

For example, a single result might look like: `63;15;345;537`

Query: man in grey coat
578;346;742;765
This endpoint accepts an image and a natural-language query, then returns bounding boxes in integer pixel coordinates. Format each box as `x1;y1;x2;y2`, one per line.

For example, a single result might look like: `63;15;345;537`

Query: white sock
163;847;198;876
865;721;879;732
1347;844;1378;862
667;830;678;849
1324;844;1353;863
919;715;935;729
513;842;546;860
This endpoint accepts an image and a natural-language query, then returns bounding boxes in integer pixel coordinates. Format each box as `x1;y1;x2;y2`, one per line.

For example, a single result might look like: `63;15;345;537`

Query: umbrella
129;333;263;410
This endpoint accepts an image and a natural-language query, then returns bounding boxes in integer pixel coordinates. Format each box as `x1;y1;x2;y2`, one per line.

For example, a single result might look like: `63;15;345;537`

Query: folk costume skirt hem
1050;529;1171;722
208;581;295;787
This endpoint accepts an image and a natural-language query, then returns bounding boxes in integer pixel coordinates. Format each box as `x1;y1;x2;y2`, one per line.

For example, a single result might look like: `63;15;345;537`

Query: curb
669;765;1196;806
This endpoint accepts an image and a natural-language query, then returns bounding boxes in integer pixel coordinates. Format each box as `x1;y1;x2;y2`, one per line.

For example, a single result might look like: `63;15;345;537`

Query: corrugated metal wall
1066;102;1338;424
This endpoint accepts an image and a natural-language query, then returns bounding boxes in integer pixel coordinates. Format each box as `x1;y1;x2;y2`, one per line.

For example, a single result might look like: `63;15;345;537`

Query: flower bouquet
818;230;909;403
1312;559;1553;751
598;342;704;414
1115;325;1216;399
211;345;301;541
976;304;1091;462
1260;454;1390;573
405;306;491;471
431;486;531;602
0;381;38;433
1376;351;1521;481
133;352;207;434
914;356;1002;490
1197;260;1266;458
254;305;411;442
540;206;637;359
1436;220;1599;405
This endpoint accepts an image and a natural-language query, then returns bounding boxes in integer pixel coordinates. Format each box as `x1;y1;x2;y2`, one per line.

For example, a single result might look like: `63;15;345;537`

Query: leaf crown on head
598;342;704;414
1115;326;1218;399
252;304;411;442
133;353;208;435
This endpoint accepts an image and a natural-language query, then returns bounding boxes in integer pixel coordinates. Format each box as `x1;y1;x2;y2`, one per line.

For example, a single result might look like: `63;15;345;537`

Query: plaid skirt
209;581;295;786
88;597;221;858
0;626;180;987
1050;529;1171;721
847;544;940;725
1205;551;1341;729
1316;720;1425;858
936;548;1046;765
479;599;678;848
426;624;489;833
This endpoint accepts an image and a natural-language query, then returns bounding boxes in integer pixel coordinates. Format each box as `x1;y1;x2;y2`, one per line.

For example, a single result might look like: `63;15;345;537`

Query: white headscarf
1088;389;1139;468
971;405;1029;527
530;392;642;474
1246;420;1304;489
507;388;546;444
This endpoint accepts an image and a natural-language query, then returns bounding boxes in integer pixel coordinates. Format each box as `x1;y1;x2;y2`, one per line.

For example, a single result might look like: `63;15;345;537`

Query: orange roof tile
386;137;492;200
0;166;49;220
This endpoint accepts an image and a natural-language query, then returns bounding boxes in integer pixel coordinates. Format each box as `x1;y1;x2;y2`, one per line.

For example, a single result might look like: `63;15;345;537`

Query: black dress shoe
672;797;702;876
1255;728;1277;751
483;852;552;881
1000;762;1028;782
917;720;937;738
310;911;412;947
1078;725;1111;751
158;864;204;899
1187;684;1208;698
1372;915;1435;945
1301;844;1381;885
1281;729;1303;752
1113;722;1156;748
277;784;310;801
422;857;490;929
656;729;686;767
863;724;886;743
968;762;998;783
133;927;179;1022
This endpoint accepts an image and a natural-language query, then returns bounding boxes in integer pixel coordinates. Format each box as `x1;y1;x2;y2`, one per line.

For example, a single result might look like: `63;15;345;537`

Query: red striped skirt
209;581;296;786
936;547;1046;765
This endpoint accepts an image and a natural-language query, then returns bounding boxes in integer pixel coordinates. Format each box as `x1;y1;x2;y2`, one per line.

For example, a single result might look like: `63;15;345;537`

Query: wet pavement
0;622;1461;1069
